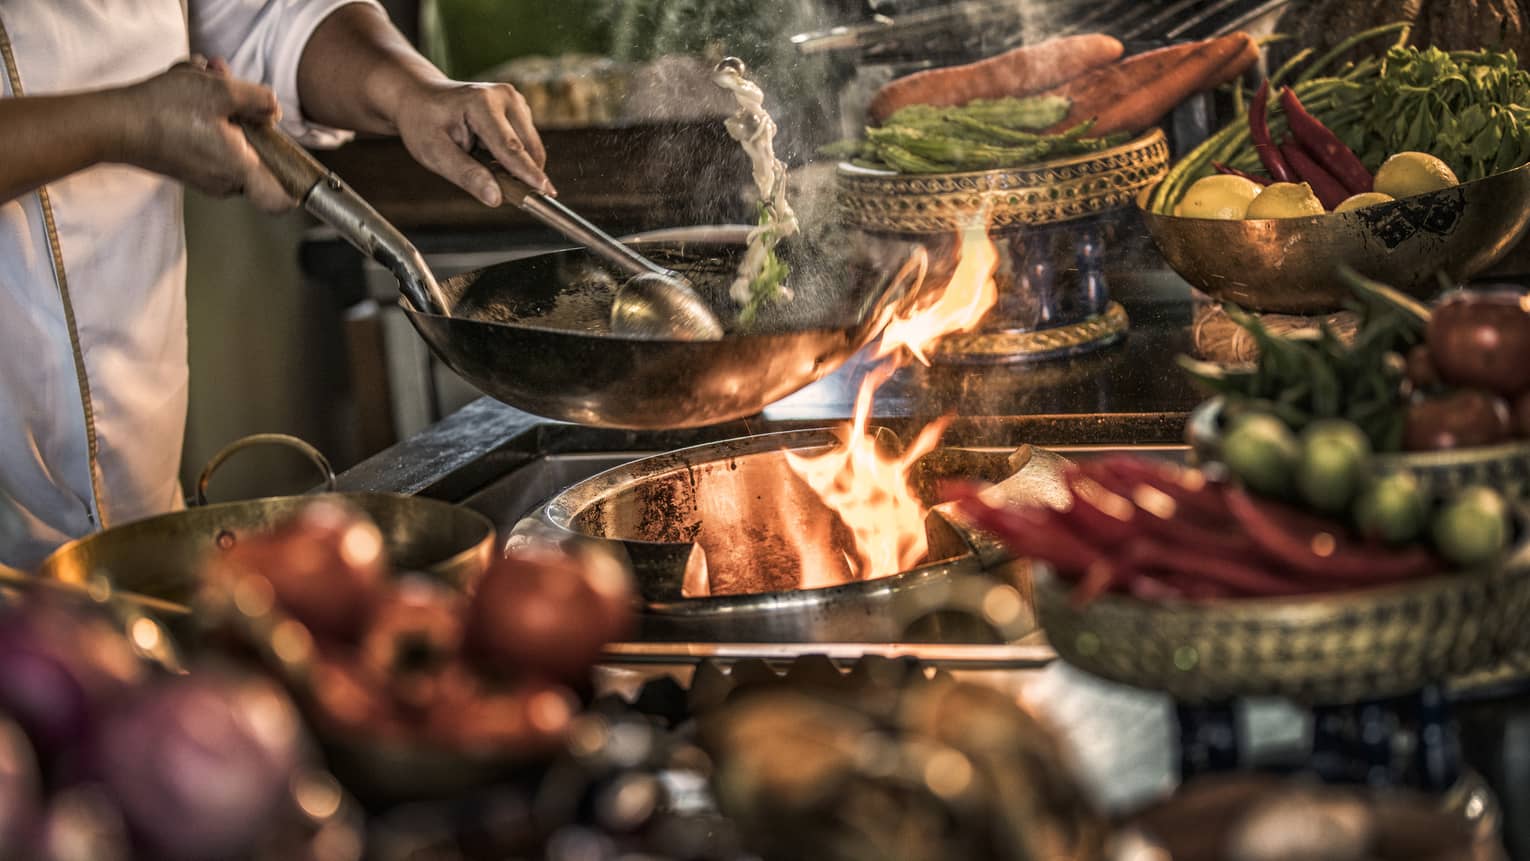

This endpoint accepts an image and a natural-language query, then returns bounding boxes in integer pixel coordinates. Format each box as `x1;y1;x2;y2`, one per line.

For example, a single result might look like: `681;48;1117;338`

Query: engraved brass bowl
836;128;1170;234
1139;161;1530;314
1036;536;1530;706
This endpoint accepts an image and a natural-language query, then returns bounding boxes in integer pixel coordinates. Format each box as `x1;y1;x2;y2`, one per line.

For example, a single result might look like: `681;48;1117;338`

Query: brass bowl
836;128;1170;234
1187;397;1530;501
1139;162;1530;314
1036;539;1530;705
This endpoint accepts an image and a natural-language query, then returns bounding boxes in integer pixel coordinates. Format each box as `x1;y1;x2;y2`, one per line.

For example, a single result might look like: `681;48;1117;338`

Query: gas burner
508;429;1072;644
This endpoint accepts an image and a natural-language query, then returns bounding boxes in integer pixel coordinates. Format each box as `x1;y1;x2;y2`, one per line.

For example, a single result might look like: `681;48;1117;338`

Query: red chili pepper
1212;161;1272;186
1120;537;1309;598
1279;140;1349;210
1249;80;1294;183
1279;86;1373;194
1224;487;1439;581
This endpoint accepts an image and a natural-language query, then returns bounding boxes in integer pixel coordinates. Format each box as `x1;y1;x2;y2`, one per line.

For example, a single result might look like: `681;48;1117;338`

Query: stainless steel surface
1141;163;1530;313
306;180;450;316
505;429;1074;644
609;271;726;341
244;121;449;316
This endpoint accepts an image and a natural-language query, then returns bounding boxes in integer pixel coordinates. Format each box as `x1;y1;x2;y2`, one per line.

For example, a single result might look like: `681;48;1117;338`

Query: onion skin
209;502;388;642
359;577;466;714
0;599;142;759
466;550;630;683
1426;293;1530;397
88;673;303;861
0;720;38;855
1404;390;1513;451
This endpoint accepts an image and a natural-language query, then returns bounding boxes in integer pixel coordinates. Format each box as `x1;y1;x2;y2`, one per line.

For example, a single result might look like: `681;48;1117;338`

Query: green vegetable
1296;419;1372;514
1180;274;1425;452
1431;486;1512;568
737;203;790;327
1153;30;1530;212
1354;472;1428;545
824;96;1120;174
1222;412;1301;498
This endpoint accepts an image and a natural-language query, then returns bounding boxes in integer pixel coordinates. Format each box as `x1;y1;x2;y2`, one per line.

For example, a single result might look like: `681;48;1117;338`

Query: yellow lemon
1245;182;1326;219
1177;174;1263;220
1334;192;1395;212
1374;152;1459;198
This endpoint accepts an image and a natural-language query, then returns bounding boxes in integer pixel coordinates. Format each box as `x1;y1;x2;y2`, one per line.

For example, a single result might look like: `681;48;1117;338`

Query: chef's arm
294;2;554;206
0;59;291;211
0;91;121;204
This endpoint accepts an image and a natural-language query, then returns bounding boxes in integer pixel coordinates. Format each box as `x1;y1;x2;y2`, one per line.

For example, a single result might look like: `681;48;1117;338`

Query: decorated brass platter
836;128;1170;234
1035;543;1530;705
1139;160;1530;314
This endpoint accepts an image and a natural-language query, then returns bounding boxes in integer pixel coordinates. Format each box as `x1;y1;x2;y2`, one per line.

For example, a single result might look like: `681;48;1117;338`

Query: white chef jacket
0;0;377;569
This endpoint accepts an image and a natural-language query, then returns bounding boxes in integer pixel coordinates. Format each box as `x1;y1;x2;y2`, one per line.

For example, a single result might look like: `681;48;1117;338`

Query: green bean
1269;47;1313;89
1296;22;1411;84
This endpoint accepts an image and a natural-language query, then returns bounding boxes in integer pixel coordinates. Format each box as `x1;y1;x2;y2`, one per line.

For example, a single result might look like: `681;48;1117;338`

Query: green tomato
1297;420;1373;515
1432;486;1511;568
1354;472;1427;544
1222;413;1301;499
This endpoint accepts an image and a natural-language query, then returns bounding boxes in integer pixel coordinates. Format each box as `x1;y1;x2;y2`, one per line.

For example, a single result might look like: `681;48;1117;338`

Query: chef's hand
114;57;294;213
391;80;554;207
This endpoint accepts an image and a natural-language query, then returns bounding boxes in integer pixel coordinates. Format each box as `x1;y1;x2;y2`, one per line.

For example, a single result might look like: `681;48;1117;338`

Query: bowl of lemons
1139;153;1530;313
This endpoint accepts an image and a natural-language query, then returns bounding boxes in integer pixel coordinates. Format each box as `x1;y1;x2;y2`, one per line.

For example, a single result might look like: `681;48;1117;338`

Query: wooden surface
314;122;755;232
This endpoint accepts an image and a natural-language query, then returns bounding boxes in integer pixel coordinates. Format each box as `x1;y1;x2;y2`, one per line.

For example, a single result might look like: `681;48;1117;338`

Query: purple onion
32;784;130;861
88;672;303;861
0;598;142;758
0;719;39;855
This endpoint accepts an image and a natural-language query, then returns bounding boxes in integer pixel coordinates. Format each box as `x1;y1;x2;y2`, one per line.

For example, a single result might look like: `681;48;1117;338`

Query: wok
242;123;925;429
35;434;495;615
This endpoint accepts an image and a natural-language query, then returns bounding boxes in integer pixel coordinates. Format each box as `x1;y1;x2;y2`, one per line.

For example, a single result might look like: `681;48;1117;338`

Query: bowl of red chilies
1139;78;1530;315
950;454;1530;704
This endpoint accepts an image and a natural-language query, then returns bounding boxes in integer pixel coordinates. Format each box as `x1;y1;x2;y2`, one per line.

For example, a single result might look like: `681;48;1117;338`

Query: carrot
1044;32;1258;136
868;33;1124;124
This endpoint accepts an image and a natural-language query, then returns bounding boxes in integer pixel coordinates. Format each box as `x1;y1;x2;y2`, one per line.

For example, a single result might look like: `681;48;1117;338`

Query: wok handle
196;433;337;507
241;121;325;202
484;165;673;280
241;122;451;317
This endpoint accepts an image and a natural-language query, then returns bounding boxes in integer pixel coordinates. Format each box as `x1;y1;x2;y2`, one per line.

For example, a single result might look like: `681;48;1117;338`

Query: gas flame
784;222;1001;584
876;224;1001;364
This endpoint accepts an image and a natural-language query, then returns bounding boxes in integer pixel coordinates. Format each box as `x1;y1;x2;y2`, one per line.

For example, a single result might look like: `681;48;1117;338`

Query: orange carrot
868;33;1124;124
1043;32;1258;135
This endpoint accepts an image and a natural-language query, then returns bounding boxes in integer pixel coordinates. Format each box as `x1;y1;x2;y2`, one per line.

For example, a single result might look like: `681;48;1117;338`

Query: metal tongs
240;123;724;341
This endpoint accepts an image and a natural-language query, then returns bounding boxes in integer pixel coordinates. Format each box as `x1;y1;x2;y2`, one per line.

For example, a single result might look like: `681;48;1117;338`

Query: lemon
1374;152;1459;198
1244;182;1326;219
1177;174;1263;220
1334;192;1395;212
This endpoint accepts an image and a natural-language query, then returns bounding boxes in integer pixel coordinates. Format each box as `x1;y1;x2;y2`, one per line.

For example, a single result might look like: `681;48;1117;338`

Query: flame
876;223;1001;365
782;223;1001;585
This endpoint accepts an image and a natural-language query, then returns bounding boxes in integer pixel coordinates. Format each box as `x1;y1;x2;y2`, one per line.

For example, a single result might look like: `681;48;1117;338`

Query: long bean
1295;22;1411;84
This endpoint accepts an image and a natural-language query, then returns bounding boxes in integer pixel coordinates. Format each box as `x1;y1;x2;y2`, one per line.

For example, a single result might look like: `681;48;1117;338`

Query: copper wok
242;124;927;429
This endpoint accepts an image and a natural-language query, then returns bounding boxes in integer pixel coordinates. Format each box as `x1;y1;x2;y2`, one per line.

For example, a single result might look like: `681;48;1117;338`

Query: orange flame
783;223;1001;585
876;224;1001;364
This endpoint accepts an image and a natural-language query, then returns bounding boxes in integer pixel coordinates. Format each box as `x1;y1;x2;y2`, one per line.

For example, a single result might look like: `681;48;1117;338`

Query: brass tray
836;128;1170;234
1036;540;1530;705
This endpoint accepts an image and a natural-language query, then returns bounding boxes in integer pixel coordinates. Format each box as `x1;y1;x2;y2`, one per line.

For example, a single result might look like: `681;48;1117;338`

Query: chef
0;1;553;568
